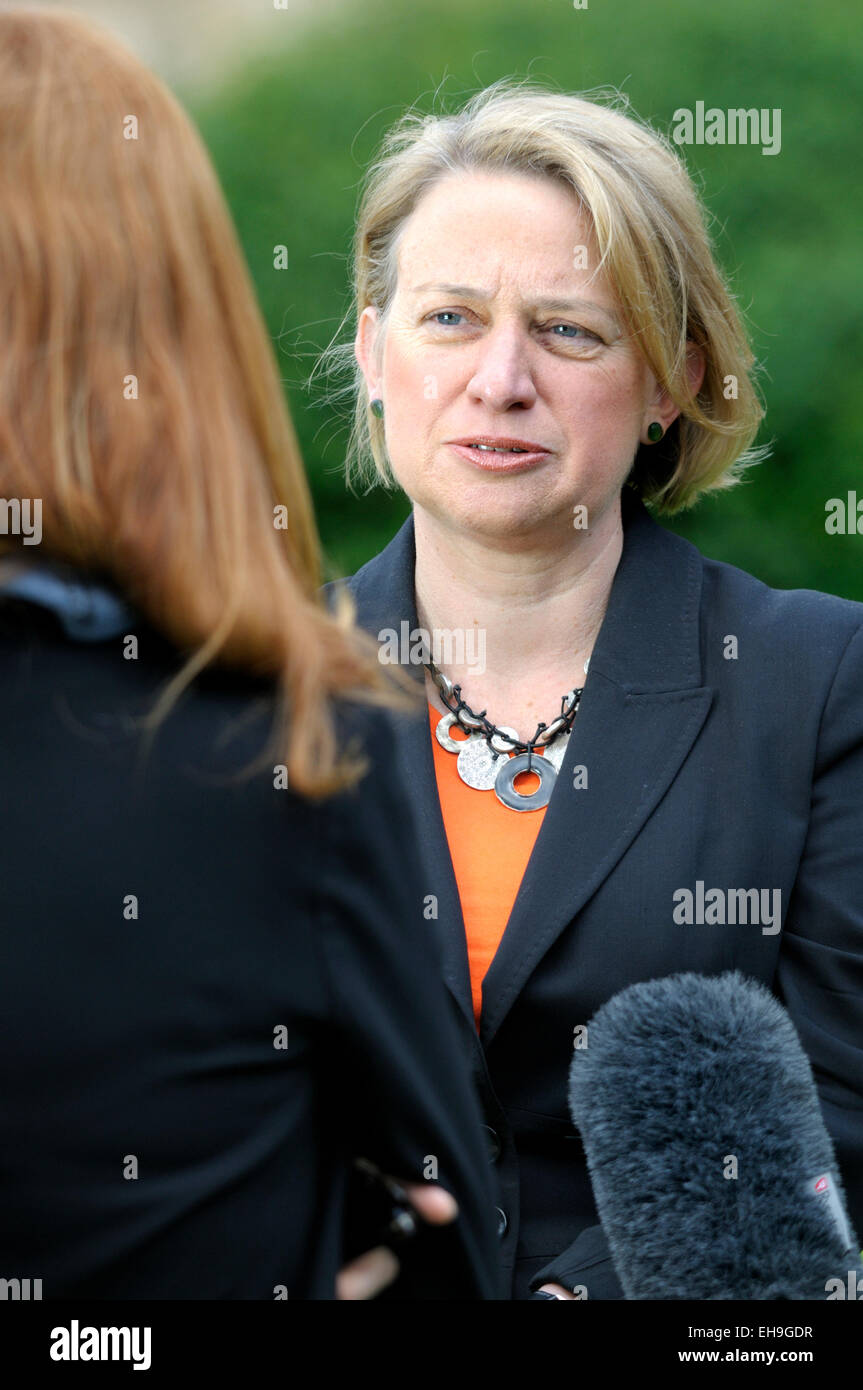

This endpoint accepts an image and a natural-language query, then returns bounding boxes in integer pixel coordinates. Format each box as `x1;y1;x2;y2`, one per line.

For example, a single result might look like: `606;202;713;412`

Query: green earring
370;397;384;418
647;421;664;443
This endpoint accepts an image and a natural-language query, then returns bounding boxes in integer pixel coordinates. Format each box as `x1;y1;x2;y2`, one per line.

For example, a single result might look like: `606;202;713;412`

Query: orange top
428;702;547;1028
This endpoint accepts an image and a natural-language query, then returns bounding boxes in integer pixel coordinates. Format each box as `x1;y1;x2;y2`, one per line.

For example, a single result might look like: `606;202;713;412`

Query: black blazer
0;575;503;1299
328;487;863;1299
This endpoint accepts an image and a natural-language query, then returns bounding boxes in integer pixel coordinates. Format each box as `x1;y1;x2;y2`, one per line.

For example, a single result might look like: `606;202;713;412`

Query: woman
322;80;863;1298
0;11;502;1300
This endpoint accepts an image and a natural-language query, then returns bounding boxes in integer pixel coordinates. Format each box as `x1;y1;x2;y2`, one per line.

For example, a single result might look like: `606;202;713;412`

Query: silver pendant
489;725;520;755
457;736;506;790
429;665;586;811
494;752;557;811
435;711;468;753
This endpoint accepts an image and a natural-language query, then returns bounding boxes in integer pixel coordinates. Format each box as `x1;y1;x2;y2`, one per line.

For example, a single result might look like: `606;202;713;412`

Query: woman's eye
423;313;601;340
545;323;598;341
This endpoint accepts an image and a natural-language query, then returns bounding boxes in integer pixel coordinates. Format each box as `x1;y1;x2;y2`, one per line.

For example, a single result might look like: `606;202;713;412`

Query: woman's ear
354;306;381;397
643;340;706;440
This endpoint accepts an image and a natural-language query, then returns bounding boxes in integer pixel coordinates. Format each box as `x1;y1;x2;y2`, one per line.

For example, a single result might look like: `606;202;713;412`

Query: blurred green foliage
190;0;863;597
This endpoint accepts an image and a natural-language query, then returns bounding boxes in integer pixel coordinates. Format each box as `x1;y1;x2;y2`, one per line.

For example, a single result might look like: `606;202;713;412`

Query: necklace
426;658;589;812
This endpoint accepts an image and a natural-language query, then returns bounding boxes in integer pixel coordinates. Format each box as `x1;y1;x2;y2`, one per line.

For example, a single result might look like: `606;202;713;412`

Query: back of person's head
0;8;415;796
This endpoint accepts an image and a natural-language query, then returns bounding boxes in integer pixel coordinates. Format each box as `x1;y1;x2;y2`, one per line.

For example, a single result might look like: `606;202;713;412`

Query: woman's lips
447;441;550;473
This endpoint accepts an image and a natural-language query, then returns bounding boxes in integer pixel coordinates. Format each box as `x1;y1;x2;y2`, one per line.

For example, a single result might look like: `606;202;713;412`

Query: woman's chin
414;493;579;545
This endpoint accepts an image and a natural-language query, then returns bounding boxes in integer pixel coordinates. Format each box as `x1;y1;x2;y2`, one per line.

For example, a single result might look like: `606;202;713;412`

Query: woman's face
356;168;680;544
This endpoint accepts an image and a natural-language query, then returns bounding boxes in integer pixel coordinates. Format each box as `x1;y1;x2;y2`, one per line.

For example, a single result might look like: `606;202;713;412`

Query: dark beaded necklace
425;657;587;811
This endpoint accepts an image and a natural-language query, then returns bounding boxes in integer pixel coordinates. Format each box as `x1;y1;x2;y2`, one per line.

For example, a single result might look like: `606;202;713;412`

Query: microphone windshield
569;971;862;1299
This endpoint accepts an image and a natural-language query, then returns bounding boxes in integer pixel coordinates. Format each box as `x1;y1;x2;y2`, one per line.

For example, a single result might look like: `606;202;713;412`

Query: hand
335;1179;458;1299
536;1281;578;1300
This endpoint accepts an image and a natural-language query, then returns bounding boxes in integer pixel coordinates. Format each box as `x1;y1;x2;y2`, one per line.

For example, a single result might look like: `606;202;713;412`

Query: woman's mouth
447;437;551;473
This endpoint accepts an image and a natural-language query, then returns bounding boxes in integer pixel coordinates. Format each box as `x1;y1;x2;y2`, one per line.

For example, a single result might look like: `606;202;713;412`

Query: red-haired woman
0;10;500;1300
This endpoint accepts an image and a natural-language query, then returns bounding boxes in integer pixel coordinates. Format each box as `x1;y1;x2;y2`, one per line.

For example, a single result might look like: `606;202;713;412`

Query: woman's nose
465;326;538;411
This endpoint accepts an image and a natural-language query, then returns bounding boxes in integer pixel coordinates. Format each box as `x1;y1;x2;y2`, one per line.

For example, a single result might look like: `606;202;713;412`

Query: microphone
568;971;863;1299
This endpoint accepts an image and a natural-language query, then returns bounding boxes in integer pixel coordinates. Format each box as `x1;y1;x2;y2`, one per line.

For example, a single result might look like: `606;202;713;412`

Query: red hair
0;9;416;795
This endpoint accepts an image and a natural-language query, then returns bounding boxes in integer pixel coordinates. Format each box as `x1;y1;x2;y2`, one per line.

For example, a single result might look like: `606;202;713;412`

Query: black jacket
327;488;863;1298
0;572;503;1299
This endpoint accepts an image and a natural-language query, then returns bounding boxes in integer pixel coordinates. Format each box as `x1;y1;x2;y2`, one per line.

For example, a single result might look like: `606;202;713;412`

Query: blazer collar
0;557;136;641
343;488;704;693
335;489;714;1043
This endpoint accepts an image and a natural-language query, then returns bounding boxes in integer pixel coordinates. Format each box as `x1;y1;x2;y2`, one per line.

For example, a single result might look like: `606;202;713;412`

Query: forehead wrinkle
404;280;621;330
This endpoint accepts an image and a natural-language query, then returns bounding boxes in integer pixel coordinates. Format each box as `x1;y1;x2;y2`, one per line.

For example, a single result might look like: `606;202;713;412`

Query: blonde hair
0;8;417;798
320;79;766;513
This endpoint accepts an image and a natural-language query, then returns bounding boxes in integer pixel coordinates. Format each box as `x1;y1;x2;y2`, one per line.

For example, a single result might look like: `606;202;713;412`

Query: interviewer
0;10;501;1301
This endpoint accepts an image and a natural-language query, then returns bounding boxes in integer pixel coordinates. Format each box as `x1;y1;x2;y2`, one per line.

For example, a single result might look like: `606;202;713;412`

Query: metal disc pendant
542;733;570;772
435;711;469;753
494;752;557;811
457;737;505;790
489;725;520;755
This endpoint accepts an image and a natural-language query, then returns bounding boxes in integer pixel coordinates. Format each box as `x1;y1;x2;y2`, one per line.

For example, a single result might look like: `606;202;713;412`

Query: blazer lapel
480;492;714;1045
329;519;477;1029
329;490;715;1043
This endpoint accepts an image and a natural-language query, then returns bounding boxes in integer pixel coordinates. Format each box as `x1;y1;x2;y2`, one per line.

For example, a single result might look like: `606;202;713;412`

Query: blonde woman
323;81;863;1298
0;11;502;1300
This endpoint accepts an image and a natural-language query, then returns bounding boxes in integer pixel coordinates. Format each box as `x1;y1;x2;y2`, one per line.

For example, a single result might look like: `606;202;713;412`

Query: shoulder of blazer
697;548;863;672
321;494;863;685
0;560;416;805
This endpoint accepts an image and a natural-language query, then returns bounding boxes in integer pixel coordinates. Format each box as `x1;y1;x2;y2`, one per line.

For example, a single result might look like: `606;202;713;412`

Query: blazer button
482;1125;502;1162
495;1207;508;1238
